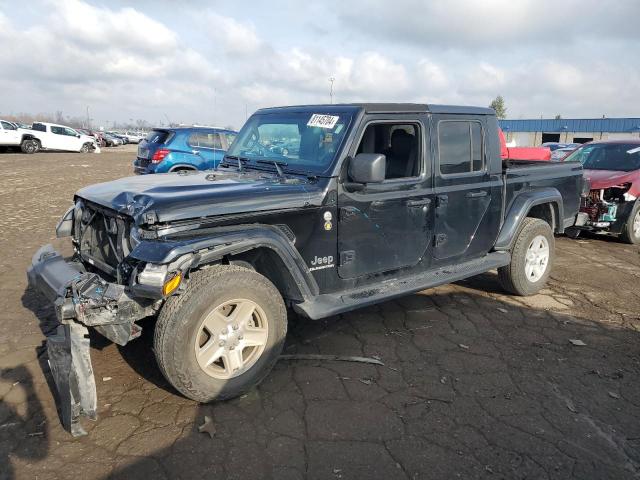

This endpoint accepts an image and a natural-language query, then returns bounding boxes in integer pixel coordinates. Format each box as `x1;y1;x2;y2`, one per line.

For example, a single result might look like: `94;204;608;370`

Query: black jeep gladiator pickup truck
28;103;584;435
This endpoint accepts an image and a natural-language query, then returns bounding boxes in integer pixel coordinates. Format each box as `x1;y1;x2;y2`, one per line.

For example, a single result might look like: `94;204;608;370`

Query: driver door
337;115;434;278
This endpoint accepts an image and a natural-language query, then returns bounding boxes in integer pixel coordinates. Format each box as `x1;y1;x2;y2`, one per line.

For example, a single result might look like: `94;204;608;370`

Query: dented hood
584;169;640;191
76;169;322;224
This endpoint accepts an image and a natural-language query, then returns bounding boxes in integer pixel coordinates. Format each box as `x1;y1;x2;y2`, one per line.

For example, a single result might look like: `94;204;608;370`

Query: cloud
337;0;640;49
204;13;262;55
0;0;639;128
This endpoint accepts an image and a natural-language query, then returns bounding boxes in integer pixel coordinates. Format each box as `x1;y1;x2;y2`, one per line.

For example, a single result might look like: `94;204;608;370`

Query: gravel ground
1;147;639;480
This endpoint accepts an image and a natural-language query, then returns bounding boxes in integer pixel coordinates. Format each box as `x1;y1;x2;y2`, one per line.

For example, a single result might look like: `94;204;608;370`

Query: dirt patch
1;149;639;479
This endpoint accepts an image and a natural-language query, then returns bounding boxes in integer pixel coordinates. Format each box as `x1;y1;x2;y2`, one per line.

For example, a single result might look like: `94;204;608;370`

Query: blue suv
133;126;237;174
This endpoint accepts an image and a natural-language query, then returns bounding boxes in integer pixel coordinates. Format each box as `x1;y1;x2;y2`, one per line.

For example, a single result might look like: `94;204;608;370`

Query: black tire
564;227;581;239
153;265;287;402
21;139;37;154
620;202;640;245
80;143;91;153
498;218;555;296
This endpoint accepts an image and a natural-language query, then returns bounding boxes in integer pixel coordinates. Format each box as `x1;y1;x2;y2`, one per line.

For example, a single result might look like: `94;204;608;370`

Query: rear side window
438;120;484;175
224;133;236;147
32;123;46;132
188;132;222;149
51;126;65;135
145;130;171;144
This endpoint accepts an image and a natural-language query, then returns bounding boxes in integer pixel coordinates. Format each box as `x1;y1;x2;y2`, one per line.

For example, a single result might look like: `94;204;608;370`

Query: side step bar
295;252;510;319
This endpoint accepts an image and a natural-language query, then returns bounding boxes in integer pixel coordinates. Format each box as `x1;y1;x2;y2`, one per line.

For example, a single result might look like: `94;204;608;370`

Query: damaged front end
27;245;157;435
577;183;637;233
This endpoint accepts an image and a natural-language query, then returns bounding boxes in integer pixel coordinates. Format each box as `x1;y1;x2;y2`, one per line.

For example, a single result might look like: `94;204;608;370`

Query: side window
32;123;46;132
64;127;77;136
355;122;421;180
187;133;200;148
224;133;236;147
438;121;484;175
51;126;65;135
1;121;16;130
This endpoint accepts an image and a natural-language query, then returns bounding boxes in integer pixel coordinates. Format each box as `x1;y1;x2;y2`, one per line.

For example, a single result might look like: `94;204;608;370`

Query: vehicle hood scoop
76;169;320;225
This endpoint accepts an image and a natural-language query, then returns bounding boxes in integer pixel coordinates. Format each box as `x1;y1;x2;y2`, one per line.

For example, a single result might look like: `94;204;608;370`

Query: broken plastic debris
102;377;112;382
458;344;470;350
279;354;384;366
568;339;587;346
497;308;508;313
198;415;216;438
608;391;621;399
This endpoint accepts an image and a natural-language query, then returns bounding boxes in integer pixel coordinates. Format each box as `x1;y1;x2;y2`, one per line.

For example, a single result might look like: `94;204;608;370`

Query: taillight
151;149;170;163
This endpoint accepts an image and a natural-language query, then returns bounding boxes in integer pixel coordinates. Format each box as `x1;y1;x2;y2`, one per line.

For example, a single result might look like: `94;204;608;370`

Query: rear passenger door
432;115;501;263
188;132;225;169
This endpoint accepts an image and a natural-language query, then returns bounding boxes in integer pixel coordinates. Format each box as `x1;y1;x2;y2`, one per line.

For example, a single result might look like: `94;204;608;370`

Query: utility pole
329;77;335;104
86;106;91;129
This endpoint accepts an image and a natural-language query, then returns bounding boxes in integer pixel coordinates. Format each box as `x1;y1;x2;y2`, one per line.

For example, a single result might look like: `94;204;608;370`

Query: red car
564;140;640;244
499;129;551;161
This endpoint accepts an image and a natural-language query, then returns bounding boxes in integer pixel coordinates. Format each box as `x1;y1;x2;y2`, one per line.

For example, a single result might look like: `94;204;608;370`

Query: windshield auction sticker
307;114;339;129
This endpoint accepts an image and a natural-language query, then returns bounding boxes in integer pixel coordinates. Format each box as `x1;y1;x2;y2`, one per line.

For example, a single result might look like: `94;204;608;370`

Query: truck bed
502;159;583;228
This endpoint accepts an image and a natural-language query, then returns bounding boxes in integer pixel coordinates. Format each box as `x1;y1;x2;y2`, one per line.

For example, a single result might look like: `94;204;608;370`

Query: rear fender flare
494;188;563;251
129;224;319;300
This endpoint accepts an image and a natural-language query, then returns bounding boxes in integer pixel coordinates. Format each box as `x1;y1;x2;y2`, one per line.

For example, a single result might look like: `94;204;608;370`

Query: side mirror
76;134;81;138
349;153;386;184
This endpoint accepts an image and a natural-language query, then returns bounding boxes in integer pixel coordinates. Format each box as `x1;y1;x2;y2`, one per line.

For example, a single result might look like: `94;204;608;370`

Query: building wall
505;130;640;146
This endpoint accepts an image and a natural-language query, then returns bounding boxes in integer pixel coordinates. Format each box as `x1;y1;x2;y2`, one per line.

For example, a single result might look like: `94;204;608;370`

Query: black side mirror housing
349;153;386;184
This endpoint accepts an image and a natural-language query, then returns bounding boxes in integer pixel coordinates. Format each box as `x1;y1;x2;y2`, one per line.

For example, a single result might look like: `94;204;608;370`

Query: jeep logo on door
309;255;334;271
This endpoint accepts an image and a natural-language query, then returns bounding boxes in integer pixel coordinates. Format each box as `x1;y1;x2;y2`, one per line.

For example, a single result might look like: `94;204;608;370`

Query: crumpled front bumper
27;245;153;436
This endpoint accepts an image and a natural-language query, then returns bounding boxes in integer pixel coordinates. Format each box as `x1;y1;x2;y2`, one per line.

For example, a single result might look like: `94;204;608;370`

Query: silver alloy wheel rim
633;211;640;238
194;298;269;379
524;234;550;283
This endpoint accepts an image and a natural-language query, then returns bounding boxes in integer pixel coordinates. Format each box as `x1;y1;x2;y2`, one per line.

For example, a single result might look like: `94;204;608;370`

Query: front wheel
498;218;555;296
80;143;91;153
154;265;287;402
21;139;37;154
620;202;640;245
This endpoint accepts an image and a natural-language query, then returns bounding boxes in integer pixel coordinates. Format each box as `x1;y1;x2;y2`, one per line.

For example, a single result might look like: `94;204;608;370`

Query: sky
0;0;639;129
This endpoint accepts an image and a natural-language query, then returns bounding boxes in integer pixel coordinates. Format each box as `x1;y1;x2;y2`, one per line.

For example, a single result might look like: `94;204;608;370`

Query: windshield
564;143;640;171
225;111;354;174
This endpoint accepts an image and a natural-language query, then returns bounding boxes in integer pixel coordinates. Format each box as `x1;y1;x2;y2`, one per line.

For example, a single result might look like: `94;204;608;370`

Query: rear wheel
498;218;555;296
154;265;287;402
620;202;640;244
21;139;37;154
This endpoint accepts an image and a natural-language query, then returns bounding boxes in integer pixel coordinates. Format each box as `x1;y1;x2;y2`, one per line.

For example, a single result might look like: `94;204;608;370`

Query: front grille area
74;202;131;277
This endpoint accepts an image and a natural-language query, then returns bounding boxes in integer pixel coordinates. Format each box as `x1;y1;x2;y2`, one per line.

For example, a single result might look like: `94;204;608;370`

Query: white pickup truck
0;120;99;154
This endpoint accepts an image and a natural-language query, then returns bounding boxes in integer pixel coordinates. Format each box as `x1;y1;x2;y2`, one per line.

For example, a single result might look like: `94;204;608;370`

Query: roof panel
500;118;640;133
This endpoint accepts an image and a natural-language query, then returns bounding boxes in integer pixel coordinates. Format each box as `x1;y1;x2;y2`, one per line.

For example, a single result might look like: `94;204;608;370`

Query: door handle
466;190;487;198
407;198;431;207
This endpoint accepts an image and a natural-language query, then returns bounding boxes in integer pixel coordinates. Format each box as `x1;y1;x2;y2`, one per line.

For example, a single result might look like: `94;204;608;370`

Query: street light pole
329;77;335;104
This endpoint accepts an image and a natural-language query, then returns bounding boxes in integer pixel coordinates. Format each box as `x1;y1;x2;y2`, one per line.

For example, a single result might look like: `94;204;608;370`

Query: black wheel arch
494;188;564;251
129;224;319;303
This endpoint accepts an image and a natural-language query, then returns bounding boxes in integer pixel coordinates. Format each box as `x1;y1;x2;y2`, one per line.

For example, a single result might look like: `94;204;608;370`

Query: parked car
123;131;145;143
107;132;128;144
133;126;237;174
499;130;551;161
564;140;640;243
0;119;34;151
542;142;581;152
102;133;123;147
551;146;578;161
27;102;584;435
3;121;99;153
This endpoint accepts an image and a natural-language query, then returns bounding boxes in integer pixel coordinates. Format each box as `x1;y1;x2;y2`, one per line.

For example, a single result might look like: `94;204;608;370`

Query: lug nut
219;340;225;346
232;324;239;330
229;345;235;350
238;335;243;340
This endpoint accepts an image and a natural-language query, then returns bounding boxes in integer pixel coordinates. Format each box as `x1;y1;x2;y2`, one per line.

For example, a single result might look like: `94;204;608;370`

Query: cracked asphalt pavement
1;147;639;479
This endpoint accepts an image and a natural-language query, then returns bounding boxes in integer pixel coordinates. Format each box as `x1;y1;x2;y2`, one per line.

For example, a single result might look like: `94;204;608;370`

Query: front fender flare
494;188;563;251
129;224;319;298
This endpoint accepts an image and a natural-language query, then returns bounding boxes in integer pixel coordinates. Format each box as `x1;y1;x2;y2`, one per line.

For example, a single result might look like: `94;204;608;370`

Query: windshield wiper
220;155;249;172
257;159;287;179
